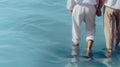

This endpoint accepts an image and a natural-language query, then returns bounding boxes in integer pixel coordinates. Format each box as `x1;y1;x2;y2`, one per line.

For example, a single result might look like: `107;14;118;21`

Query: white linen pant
72;4;96;44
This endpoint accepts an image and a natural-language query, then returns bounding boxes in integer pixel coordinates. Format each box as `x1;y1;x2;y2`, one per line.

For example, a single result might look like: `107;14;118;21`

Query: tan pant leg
118;10;120;43
104;6;116;49
115;10;120;45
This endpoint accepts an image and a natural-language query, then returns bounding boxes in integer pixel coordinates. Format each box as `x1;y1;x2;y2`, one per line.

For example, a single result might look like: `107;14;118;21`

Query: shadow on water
65;46;120;67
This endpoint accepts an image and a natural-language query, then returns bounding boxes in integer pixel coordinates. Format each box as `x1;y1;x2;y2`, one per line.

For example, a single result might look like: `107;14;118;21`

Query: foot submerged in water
105;49;112;57
86;48;93;57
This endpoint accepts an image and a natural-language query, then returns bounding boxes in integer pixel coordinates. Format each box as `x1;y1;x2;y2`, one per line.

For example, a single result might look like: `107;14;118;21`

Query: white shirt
104;0;120;9
67;0;98;10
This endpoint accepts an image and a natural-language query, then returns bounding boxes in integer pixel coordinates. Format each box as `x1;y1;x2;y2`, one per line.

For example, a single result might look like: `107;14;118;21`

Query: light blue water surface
0;0;120;67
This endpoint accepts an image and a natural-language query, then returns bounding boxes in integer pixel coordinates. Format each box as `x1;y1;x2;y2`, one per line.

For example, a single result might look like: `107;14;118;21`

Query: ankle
87;48;92;53
107;48;112;53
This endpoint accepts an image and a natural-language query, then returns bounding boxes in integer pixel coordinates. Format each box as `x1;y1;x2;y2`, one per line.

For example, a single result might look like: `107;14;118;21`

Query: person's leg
72;42;80;60
115;10;120;47
104;6;116;55
72;5;84;46
87;40;94;57
84;5;96;57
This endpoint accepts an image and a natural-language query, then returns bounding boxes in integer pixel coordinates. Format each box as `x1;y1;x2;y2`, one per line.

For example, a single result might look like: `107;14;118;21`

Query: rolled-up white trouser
72;4;96;44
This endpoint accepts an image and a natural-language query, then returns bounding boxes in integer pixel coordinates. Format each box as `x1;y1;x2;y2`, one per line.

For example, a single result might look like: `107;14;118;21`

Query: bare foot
86;48;92;58
72;44;80;56
105;49;112;57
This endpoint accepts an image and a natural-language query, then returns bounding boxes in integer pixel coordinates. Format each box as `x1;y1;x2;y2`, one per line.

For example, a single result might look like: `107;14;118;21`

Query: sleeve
95;0;99;8
67;0;76;10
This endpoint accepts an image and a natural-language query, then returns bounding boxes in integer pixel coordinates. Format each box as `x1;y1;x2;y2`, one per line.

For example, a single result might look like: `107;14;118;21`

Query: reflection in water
112;46;120;67
102;46;120;67
65;46;80;67
65;46;120;67
71;46;80;62
102;58;112;67
65;45;101;67
65;46;94;67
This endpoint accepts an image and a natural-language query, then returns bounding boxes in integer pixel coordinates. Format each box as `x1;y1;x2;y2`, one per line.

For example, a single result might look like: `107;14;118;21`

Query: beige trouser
104;6;120;49
72;4;96;44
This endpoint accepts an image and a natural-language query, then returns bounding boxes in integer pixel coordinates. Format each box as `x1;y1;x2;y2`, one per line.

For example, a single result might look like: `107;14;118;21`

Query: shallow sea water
0;0;120;67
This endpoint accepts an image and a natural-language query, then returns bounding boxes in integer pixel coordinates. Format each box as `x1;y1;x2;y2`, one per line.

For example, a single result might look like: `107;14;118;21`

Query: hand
96;9;101;16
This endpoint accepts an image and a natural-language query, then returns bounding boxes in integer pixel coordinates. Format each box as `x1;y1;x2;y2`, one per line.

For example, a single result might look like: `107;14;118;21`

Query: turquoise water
0;0;120;67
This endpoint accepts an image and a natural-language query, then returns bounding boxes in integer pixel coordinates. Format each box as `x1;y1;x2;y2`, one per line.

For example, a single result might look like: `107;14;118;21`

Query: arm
97;0;105;10
96;0;105;16
67;0;76;13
